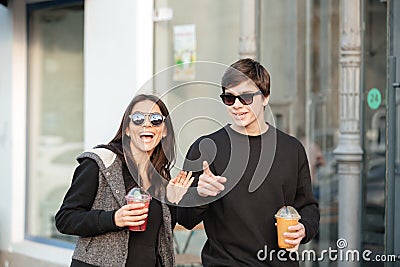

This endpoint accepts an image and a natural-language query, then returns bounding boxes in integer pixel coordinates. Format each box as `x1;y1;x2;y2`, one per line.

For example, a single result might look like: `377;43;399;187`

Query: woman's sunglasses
220;91;263;106
129;112;165;126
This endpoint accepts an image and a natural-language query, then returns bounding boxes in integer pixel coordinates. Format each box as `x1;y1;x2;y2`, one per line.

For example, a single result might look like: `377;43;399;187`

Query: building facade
0;0;398;266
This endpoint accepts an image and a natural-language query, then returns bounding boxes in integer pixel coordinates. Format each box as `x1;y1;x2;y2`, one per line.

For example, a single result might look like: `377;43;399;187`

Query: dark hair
221;58;271;96
108;94;176;194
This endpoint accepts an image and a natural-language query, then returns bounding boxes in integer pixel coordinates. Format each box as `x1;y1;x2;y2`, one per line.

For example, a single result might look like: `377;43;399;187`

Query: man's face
223;80;269;132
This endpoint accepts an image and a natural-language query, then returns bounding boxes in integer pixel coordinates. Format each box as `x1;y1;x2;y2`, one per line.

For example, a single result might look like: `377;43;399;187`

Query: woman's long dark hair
106;94;176;196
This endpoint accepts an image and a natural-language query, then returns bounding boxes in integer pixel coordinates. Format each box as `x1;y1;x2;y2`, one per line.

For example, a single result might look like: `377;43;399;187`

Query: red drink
125;187;152;231
126;198;150;231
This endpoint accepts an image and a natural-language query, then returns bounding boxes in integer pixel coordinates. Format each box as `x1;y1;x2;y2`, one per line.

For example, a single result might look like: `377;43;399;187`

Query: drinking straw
282;185;289;215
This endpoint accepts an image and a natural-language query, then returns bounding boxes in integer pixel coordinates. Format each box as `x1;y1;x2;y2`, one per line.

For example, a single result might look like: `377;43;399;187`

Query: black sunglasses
129;112;165;126
220;91;263;106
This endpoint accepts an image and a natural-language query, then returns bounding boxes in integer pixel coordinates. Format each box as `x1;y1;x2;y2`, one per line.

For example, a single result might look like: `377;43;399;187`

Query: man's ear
263;95;270;107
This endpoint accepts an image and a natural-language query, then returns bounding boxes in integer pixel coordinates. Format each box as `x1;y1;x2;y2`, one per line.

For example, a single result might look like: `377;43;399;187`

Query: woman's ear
125;127;130;137
162;127;167;138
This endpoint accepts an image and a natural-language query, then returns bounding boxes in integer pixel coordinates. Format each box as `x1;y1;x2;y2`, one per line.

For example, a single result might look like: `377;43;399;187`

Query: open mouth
139;132;155;143
233;112;248;120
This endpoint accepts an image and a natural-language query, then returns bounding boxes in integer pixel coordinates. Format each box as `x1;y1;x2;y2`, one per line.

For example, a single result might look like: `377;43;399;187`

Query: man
178;58;319;266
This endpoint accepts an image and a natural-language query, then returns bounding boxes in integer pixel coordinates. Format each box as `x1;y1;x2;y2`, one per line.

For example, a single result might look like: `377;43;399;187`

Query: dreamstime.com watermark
257;238;399;262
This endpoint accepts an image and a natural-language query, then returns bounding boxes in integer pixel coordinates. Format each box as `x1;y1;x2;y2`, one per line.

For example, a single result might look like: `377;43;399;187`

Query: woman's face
125;100;167;155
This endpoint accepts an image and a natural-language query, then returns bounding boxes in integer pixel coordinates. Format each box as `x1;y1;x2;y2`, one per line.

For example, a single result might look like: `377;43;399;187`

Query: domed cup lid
274;205;301;219
126;187;151;201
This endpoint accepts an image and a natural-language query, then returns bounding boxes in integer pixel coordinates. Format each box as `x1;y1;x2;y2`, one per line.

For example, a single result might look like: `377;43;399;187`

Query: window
26;1;84;245
154;0;242;258
259;0;341;262
154;0;241;168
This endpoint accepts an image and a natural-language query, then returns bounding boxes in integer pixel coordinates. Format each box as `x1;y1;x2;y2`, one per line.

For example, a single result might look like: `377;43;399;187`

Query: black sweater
178;125;319;267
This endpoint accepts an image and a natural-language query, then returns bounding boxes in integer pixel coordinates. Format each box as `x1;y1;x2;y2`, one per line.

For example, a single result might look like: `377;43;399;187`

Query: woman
55;94;193;267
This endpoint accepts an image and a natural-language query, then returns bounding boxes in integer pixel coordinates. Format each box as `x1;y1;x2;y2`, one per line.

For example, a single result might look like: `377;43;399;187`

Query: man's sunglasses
220;91;263;106
129;112;165;126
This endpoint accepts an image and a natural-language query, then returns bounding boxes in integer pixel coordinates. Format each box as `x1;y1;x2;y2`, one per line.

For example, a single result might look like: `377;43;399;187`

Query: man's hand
197;161;227;197
283;222;306;252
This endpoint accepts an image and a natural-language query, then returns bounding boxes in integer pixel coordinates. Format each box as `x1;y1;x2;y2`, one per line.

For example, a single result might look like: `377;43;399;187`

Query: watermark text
257;238;399;262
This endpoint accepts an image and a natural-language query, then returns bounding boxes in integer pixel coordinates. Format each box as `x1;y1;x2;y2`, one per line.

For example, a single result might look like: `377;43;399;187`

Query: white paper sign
173;24;196;81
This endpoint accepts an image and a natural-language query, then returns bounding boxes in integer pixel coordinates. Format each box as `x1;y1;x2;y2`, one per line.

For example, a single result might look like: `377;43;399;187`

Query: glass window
155;0;241;69
26;1;84;245
154;0;241;259
260;0;340;264
362;0;387;258
154;0;241;169
154;1;343;263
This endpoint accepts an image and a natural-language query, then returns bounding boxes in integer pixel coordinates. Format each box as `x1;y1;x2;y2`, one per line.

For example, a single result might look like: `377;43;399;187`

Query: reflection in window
260;1;340;265
27;2;84;244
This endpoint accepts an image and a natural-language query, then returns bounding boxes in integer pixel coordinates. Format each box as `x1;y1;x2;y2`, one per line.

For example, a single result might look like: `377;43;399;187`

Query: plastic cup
125;187;151;231
275;206;301;249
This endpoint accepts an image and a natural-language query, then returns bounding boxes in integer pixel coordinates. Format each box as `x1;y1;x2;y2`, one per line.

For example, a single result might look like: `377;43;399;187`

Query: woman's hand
114;203;149;228
166;170;194;204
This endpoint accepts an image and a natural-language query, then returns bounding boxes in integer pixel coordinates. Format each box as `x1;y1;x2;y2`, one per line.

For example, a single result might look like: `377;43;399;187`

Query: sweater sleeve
294;142;320;244
177;139;209;230
55;158;120;237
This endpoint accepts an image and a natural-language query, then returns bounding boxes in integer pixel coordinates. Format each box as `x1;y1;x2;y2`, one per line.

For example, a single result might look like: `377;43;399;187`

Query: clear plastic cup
125;187;151;231
275;206;301;249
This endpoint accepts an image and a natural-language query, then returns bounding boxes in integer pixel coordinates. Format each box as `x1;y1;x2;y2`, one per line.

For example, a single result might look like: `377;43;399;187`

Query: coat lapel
103;161;126;207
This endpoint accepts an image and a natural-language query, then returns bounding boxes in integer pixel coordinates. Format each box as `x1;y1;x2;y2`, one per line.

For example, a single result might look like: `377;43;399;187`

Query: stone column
333;1;363;266
239;0;256;59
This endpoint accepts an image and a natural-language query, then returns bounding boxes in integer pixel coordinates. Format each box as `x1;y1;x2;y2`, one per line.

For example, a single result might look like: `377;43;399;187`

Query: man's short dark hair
221;58;271;96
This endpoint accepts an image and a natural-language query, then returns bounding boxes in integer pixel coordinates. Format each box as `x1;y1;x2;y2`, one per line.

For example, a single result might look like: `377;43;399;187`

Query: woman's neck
130;147;152;190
